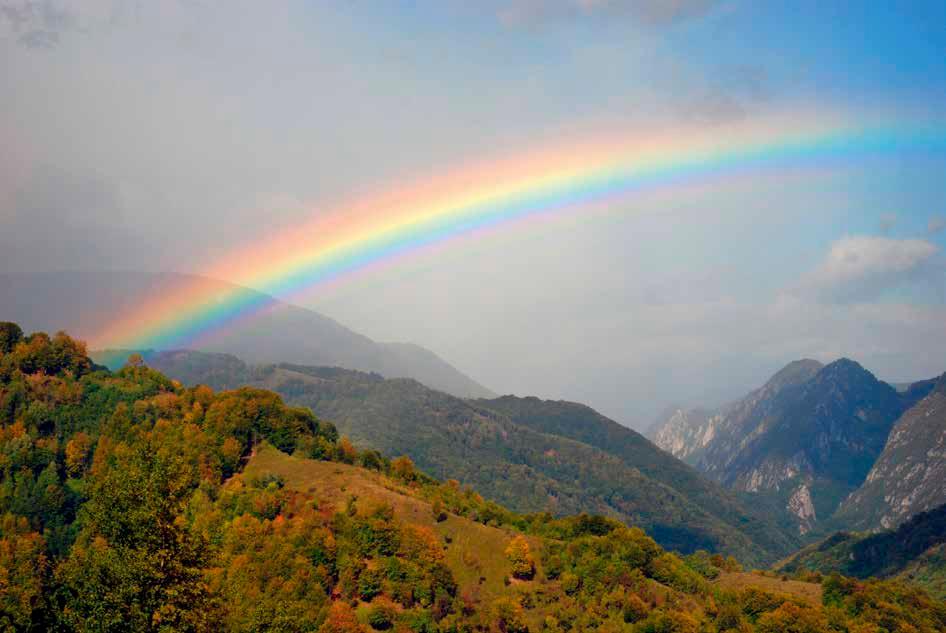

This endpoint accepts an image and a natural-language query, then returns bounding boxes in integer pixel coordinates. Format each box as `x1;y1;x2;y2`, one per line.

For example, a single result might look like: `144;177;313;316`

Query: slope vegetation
777;504;946;599
145;350;797;565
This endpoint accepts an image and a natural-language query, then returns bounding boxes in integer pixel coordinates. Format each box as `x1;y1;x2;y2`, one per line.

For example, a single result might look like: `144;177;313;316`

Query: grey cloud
498;0;717;27
0;165;151;272
1;0;78;48
795;235;939;304
656;64;771;124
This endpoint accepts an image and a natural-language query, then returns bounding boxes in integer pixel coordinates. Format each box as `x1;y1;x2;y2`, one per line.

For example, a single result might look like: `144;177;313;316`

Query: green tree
56;440;211;631
0;322;23;355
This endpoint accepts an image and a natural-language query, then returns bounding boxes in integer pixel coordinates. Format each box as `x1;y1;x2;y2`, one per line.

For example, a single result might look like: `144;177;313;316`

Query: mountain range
0;271;493;399
138;348;800;565
650;358;943;536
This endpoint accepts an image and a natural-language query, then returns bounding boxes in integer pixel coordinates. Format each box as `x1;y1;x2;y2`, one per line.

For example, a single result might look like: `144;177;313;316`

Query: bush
366;598;397;630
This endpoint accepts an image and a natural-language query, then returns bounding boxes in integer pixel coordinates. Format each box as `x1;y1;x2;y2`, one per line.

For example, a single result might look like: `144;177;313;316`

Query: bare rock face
650;407;716;462
836;375;946;531
787;483;817;535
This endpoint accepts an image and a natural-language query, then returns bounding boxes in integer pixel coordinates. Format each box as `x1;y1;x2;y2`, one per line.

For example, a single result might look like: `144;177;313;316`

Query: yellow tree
504;535;535;580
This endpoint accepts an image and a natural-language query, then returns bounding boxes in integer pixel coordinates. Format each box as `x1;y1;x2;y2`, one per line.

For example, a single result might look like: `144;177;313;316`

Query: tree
756;603;830;633
504;536;535;580
492;597;528;633
65;432;93;477
56;441;211;631
0;322;23;355
336;436;358;464
318;602;367;633
391;456;415;482
0;514;48;630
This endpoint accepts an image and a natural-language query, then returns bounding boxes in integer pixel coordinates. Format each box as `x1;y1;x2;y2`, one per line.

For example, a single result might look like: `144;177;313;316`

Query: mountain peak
815;357;878;386
764;358;824;390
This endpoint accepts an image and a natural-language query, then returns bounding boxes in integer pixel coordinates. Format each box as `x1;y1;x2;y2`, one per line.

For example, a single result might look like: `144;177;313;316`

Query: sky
2;1;946;428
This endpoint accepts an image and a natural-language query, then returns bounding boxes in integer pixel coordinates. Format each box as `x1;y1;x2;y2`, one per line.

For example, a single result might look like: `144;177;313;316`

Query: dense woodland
2;322;946;632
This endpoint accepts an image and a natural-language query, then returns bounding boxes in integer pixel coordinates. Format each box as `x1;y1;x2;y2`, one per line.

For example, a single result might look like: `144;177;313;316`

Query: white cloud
796;235;939;303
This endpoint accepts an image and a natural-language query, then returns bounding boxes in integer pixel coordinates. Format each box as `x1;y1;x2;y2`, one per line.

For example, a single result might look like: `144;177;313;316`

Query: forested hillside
777;504;946;600
3;322;946;632
139;350;798;565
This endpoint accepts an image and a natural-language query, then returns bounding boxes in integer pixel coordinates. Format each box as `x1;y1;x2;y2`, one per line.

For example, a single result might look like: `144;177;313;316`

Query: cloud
796;235;939;304
878;212;897;234
0;0;121;48
929;216;946;235
0;165;150;272
1;0;77;48
674;65;771;123
498;0;717;27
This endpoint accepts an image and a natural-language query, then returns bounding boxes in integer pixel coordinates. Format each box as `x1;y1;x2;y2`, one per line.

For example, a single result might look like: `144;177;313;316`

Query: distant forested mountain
142;349;800;565
0;271;493;398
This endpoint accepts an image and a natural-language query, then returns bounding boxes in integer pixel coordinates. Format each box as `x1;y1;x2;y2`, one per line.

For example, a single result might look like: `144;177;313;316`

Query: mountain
144;349;799;565
834;374;946;531
473;395;798;559
6;324;945;631
776;503;946;600
650;359;911;535
649;360;824;468
0;270;493;398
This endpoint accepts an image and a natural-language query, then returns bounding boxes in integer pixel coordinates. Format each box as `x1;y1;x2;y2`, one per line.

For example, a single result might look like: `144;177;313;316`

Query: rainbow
92;109;946;351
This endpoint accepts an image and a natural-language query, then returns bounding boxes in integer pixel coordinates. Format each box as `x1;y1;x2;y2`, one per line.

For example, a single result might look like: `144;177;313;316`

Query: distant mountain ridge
142;348;800;565
650;358;923;535
776;503;946;600
0;270;494;399
836;373;946;531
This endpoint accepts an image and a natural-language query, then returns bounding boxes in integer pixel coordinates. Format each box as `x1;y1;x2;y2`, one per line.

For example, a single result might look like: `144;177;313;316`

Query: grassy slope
714;572;823;606
259;365;787;565
244;444;549;627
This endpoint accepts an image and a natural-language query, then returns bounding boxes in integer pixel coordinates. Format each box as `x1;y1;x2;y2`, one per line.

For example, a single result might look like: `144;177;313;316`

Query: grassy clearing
715;571;823;606
244;445;544;609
